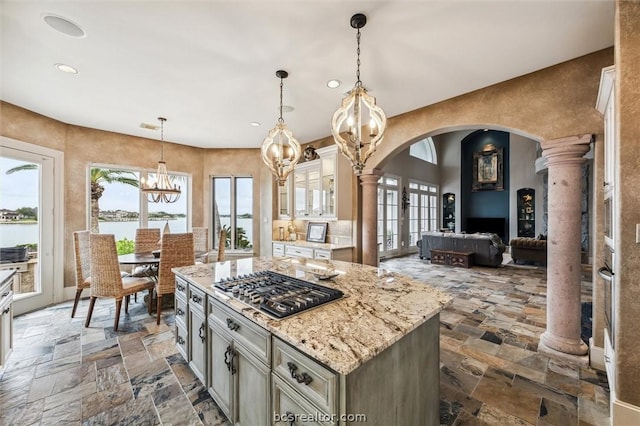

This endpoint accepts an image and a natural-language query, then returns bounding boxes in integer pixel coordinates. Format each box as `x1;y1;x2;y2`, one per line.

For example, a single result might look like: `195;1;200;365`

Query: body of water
0;218;253;247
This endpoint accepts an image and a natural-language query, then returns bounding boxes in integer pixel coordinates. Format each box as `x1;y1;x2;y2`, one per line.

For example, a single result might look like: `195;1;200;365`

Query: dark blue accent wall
460;130;510;242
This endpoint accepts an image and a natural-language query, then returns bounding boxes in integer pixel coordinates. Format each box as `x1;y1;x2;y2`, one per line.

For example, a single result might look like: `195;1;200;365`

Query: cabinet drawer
175;322;187;359
188;285;206;314
175;294;188;329
272;374;334;426
175;277;188;300
285;245;314;259
208;298;271;364
273;243;285;257
314;249;331;260
272;337;337;415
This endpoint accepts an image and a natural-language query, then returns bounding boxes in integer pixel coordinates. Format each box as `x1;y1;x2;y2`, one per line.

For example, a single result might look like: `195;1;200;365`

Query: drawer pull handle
224;345;237;375
2;307;10;315
226;318;240;331
192;294;202;304
198;323;206;343
176;307;185;317
176;284;185;292
1;291;9;298
176;335;185;345
287;362;313;385
604;355;611;363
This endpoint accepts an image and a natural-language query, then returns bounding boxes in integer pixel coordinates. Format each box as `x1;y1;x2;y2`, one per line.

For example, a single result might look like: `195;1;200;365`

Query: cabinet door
0;299;13;369
188;307;207;384
321;156;335;217
208;325;233;420
278;177;292;219
294;171;307;217
235;346;270;426
307;168;321;216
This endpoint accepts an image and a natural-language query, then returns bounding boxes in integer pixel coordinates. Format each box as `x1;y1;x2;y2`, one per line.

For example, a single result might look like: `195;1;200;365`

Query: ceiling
1;1;614;149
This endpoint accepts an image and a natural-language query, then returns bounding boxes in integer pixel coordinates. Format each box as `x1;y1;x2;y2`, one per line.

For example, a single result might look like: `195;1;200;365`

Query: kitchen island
173;257;451;425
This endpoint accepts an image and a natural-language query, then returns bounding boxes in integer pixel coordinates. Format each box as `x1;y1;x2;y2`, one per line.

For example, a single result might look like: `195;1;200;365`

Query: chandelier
331;13;387;175
140;117;181;203
261;70;302;186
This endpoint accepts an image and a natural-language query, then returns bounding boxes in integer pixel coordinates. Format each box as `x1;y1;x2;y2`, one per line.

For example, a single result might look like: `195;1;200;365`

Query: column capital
540;134;593;166
359;169;383;187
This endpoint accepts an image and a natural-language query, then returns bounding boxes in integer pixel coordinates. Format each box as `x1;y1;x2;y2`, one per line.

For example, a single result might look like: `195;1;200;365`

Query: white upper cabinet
278;145;352;220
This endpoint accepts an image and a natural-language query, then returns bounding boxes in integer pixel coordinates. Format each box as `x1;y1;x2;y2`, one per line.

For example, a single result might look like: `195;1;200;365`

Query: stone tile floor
0;255;609;425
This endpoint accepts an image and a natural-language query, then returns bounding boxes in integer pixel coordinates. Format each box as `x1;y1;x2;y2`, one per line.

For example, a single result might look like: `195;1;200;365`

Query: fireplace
466;217;506;240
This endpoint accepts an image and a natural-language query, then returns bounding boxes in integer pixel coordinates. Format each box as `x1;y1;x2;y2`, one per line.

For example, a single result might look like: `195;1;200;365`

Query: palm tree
89;168;139;233
6;164;139;233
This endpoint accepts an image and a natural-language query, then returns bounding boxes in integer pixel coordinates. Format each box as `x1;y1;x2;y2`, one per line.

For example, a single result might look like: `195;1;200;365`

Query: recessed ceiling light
282;105;294;113
250;122;261;127
43;14;85;37
54;63;78;74
327;79;341;89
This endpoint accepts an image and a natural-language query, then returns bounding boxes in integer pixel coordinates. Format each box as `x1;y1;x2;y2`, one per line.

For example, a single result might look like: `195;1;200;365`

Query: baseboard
62;286;78;301
611;393;640;425
589;338;605;371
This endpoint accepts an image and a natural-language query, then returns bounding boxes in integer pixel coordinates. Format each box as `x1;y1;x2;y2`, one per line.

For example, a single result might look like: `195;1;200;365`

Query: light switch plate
636;224;640;243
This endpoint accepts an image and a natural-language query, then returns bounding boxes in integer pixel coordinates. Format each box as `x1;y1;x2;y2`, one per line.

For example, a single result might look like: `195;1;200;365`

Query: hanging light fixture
331;13;387;175
261;70;302;186
140;117;181;203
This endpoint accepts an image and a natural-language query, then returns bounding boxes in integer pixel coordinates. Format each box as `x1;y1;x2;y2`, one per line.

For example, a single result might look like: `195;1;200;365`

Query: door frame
1;136;64;314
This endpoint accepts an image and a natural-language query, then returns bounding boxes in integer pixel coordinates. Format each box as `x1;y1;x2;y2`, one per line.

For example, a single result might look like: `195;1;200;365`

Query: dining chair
135;228;161;253
156;232;195;325
193;227;209;264
71;230;91;318
130;227;161;279
217;228;226;262
85;234;155;331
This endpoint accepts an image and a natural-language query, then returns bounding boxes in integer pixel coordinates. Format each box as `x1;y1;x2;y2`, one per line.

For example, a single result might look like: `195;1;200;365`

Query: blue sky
0;158;39;210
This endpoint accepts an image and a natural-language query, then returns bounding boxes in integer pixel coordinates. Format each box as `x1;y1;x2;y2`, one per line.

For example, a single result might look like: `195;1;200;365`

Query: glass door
0;142;59;314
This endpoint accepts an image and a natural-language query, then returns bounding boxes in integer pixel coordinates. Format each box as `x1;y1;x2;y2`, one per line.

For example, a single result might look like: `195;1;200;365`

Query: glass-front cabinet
517;188;535;237
281;145;350;220
277;178;292;219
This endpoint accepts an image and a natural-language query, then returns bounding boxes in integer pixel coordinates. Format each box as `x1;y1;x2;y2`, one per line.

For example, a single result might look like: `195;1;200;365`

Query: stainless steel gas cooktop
213;270;344;319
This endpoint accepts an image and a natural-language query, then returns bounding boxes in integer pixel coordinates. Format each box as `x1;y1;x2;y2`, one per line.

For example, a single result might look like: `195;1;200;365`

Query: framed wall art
306;222;328;243
472;144;504;191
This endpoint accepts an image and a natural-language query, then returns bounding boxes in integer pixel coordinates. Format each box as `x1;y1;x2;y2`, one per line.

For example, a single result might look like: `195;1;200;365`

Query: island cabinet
0;270;15;372
173;258;451;426
208;296;271;426
187;285;207;383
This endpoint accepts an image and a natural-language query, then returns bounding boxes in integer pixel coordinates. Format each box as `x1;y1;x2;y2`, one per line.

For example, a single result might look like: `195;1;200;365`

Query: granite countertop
173;257;451;375
271;240;354;250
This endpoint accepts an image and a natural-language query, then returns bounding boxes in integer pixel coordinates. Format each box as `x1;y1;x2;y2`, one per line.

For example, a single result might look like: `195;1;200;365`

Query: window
89;165;189;245
409;137;437;164
377;175;399;258
212;176;253;252
408;181;438;250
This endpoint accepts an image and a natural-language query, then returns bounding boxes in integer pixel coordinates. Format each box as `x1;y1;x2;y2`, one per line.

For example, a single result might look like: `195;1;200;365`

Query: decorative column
360;172;382;266
538;134;592;363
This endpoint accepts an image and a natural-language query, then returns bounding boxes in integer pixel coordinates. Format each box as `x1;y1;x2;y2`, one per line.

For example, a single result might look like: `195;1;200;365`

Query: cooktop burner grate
213;270;344;319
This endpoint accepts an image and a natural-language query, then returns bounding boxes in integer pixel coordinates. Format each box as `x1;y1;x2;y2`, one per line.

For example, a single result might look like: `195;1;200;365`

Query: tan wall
615;0;640;408
1;101;206;289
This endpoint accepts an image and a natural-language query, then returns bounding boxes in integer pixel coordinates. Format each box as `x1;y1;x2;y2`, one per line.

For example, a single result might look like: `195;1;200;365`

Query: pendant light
261;70;302;186
331;13;387;175
140;117;181;203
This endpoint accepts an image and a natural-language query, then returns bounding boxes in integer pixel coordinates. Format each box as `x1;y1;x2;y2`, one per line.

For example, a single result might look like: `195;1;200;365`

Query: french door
0;138;63;314
377;176;399;259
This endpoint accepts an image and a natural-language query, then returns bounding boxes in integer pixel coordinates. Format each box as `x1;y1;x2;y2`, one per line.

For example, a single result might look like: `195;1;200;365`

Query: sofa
509;237;547;265
417;231;506;267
